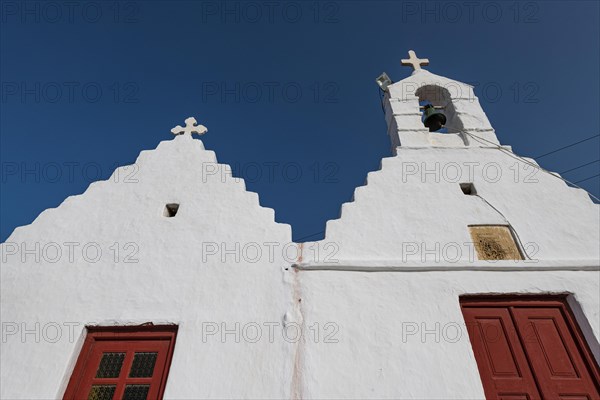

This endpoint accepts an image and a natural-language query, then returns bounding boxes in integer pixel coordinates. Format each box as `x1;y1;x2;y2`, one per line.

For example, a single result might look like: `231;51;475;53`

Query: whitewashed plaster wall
298;146;600;266
0;135;298;399
294;270;600;399
292;145;600;398
301;69;600;265
2;69;599;400
292;69;600;399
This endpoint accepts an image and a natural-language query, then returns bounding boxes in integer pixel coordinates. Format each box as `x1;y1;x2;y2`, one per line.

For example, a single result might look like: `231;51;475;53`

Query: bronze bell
422;104;447;132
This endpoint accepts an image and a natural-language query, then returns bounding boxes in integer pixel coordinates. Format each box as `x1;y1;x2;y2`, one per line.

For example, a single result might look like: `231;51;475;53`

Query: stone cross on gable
401;50;430;71
171;117;208;137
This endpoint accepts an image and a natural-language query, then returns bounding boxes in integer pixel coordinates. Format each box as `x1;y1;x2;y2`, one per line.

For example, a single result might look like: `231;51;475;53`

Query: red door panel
461;297;600;400
512;307;600;400
462;307;542;400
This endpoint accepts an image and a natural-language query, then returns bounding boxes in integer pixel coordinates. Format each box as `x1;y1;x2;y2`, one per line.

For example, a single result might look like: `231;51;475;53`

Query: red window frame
63;325;178;400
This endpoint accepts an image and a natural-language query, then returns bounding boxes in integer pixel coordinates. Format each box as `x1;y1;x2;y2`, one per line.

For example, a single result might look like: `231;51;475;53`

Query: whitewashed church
2;51;599;399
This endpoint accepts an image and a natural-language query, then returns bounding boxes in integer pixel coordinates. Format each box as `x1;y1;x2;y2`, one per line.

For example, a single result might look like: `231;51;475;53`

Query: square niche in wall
469;225;523;261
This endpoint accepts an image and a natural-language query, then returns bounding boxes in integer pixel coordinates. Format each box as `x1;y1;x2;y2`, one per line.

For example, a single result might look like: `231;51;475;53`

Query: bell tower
378;50;500;153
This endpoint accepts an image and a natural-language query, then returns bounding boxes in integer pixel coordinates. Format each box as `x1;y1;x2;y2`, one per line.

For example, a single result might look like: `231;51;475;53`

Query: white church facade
2;52;599;399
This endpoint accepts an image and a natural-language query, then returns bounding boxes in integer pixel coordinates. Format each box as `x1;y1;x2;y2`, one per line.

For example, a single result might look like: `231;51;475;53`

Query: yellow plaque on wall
469;225;524;261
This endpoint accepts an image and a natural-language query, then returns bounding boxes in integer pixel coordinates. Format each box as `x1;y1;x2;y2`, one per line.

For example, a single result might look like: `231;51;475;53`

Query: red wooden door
461;297;600;400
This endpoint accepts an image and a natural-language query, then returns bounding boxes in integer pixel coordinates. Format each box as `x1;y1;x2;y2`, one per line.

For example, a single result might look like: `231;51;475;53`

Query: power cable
560;160;599;174
294;230;325;243
574;174;600;184
464;131;600;202
534;134;599;159
474;194;532;260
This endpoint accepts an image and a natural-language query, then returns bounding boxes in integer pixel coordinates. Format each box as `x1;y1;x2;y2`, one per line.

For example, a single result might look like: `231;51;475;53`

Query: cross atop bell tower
401;50;429;71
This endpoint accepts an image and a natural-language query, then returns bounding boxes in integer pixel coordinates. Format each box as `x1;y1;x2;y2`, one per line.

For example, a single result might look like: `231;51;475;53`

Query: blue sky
1;0;599;242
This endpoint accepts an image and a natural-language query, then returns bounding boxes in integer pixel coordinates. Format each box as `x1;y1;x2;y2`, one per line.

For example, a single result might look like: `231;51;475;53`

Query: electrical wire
574;174;600;184
464;131;600;202
474;194;532;260
534;134;599;159
293;135;598;246
560;160;600;174
294;231;325;243
378;86;386;115
305;103;598;242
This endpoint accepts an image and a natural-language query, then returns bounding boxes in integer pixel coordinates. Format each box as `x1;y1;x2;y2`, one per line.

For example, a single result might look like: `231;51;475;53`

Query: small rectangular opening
460;182;476;195
163;203;179;218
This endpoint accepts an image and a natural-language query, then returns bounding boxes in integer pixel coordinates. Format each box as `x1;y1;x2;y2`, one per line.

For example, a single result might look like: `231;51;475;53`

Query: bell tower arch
379;50;500;152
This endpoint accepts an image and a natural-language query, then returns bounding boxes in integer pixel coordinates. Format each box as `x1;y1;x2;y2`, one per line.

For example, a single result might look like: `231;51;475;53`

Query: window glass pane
129;352;158;378
95;352;126;378
122;384;150;400
88;385;116;400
